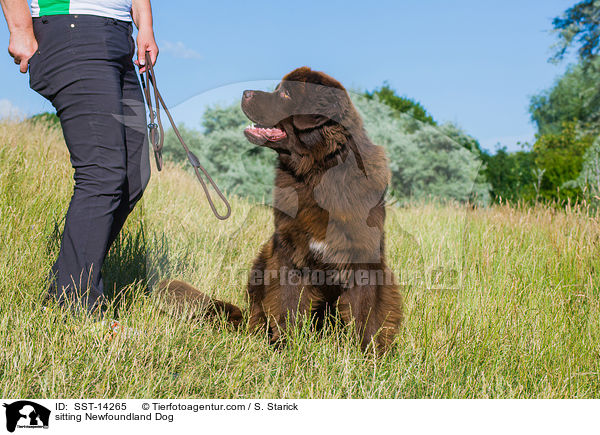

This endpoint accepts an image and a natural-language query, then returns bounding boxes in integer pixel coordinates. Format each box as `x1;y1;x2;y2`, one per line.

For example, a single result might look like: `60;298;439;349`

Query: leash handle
141;51;231;220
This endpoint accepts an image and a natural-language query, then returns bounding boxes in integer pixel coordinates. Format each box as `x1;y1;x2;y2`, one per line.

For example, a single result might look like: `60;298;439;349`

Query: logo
3;401;50;433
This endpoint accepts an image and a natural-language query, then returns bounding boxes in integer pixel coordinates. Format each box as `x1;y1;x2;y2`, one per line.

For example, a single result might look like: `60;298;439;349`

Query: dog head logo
3;401;50;433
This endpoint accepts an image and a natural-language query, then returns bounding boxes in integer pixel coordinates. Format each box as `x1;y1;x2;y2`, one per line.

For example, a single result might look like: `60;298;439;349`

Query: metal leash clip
147;121;162;171
141;71;164;172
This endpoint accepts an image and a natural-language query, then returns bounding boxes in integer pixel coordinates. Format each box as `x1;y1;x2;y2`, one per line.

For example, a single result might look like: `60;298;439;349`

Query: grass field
1;119;599;399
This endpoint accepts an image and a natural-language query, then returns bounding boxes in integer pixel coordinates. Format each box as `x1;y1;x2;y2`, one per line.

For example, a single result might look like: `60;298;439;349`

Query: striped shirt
31;0;132;22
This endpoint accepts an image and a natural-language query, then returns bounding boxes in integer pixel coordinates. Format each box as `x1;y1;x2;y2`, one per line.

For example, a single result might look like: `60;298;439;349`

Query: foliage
201;104;249;135
357;94;490;204
437;122;484;156
551;0;600;63
29;112;60;128
517;0;600;206
529;58;600;137
163;105;276;200
532;121;594;202
361;87;489;203
162;123;202;163
482;147;537;203
409;124;489;204
364;82;436;129
565;135;600;204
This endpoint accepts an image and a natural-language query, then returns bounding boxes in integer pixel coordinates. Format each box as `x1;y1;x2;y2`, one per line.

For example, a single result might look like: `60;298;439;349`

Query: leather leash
139;51;231;220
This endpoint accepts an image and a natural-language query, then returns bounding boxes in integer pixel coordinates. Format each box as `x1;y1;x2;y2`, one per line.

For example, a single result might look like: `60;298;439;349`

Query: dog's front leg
266;265;317;346
337;278;402;353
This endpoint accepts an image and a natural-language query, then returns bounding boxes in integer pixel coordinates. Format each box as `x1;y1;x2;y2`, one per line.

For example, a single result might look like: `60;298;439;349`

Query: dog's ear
292;114;329;130
292;83;347;130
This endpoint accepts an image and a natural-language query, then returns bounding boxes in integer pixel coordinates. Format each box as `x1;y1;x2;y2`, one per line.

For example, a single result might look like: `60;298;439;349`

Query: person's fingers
136;41;158;73
138;43;148;73
149;48;158;66
138;46;145;66
20;58;28;74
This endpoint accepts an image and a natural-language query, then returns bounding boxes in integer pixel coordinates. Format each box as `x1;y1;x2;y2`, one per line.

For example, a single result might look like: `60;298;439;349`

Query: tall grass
1;120;599;398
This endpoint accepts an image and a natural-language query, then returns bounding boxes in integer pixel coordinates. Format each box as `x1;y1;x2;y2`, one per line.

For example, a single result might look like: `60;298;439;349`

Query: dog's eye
279;90;291;99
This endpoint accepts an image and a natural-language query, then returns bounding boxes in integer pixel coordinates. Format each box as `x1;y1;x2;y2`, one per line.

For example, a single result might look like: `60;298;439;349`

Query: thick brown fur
159;67;403;353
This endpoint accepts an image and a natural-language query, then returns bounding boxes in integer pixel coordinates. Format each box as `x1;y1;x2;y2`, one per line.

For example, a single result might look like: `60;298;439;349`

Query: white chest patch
309;239;328;256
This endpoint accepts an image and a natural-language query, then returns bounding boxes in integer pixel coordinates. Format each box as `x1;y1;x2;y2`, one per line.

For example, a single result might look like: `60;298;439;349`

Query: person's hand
8;28;38;73
135;27;158;73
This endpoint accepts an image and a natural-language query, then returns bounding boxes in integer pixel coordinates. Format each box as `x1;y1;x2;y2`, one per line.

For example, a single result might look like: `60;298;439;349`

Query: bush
564;135;600;206
354;94;490;204
482;147;537;203
29;112;60;129
533;121;594;202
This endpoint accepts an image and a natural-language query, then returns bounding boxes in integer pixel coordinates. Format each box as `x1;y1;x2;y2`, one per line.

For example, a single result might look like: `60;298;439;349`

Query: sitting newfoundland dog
159;67;403;353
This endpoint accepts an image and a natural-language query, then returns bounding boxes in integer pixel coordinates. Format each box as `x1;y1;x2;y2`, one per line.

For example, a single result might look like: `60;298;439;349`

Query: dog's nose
243;90;254;100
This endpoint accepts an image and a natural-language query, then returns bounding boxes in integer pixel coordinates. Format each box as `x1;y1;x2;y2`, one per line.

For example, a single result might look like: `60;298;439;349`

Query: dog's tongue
245;125;287;141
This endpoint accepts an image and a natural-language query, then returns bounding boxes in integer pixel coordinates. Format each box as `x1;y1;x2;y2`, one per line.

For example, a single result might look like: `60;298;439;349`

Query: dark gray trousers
29;14;150;312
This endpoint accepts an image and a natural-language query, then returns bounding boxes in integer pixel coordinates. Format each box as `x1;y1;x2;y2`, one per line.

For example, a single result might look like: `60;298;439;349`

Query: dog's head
241;67;361;161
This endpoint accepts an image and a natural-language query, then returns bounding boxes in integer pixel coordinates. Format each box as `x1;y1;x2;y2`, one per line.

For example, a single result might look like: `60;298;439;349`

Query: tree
482;147;536;203
517;0;600;206
364;82;436;130
163;105;275;200
532;121;594;202
438;122;484;156
564;136;600;206
163;123;202;163
354;94;490;204
201;104;249;134
529;59;600;137
551;0;600;64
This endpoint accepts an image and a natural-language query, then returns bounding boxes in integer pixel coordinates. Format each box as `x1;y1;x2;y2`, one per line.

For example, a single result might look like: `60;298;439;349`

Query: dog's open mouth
244;124;287;142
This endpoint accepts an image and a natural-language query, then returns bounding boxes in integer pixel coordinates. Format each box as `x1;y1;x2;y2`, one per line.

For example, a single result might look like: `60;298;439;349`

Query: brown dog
159;67;403;353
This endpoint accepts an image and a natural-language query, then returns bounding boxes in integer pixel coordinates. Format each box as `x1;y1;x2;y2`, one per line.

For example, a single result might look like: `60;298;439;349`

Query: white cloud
0;99;25;120
161;40;203;60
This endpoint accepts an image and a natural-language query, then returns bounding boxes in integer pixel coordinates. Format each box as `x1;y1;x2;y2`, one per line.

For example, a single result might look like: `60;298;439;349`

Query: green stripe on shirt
38;0;70;15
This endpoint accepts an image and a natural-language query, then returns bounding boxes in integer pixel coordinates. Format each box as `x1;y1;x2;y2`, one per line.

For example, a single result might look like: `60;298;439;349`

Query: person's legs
31;15;147;312
105;58;151;253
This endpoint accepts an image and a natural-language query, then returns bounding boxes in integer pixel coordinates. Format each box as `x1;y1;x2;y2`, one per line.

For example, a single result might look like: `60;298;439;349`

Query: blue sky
0;0;576;152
